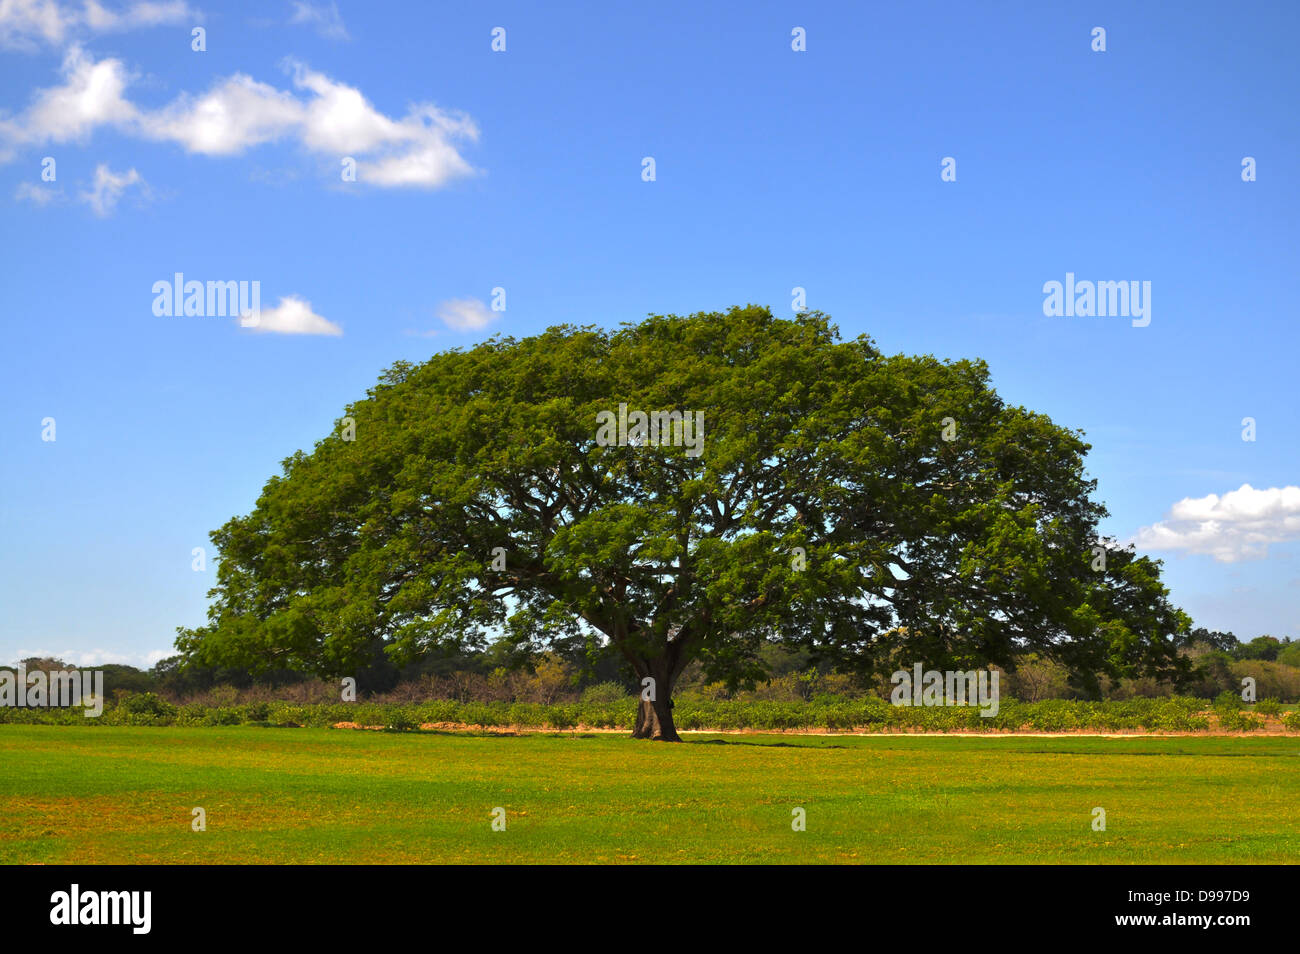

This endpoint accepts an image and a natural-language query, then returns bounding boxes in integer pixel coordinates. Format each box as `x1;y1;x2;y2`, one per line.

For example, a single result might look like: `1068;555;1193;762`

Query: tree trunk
622;631;690;742
632;689;681;741
629;654;683;741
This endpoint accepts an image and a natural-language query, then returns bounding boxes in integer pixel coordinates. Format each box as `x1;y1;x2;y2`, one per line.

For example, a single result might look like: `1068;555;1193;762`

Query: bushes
1026;701;1081;732
384;709;416;731
202;707;241;726
96;692;179;726
1213;690;1242;710
175;703;208;727
116;692;177;718
1217;710;1264;732
1147;702;1210;732
413;700;461;724
1256;698;1283;716
2;692;1293;733
579;683;628;705
546;704;580;730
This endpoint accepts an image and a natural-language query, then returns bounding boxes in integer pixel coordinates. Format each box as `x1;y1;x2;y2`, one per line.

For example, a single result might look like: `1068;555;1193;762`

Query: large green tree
177;306;1190;739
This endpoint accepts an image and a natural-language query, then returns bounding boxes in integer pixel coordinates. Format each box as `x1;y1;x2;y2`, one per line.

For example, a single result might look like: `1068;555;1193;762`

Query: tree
1188;627;1238;653
1235;635;1283;662
98;664;155;696
1189;650;1237;698
15;657;73;673
177;306;1190;739
1008;653;1072;702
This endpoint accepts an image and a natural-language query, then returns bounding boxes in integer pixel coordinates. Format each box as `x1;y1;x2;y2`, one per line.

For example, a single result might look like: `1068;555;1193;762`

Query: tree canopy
177;305;1190;739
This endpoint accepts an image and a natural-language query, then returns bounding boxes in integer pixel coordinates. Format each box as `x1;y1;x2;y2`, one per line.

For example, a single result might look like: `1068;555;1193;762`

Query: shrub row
1;693;1295;732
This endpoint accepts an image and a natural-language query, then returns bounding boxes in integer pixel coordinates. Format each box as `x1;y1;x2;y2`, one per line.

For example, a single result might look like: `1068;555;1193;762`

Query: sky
0;0;1296;668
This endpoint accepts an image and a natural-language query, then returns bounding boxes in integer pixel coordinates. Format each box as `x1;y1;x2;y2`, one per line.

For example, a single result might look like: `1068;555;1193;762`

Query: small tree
1010;653;1072;701
527;653;574;704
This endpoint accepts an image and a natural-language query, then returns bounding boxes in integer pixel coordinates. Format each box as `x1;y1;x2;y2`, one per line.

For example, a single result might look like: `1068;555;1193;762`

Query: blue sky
1;0;1296;667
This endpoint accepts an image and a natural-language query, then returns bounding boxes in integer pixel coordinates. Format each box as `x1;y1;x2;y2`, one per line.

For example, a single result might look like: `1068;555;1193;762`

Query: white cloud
83;0;193;32
79;161;145;214
1;50;479;188
14;179;62;203
289;0;346;39
1;45;138;148
141;73;302;155
0;0;195;50
288;60;401;153
243;294;341;336
0;0;66;48
1131;484;1300;562
362;138;475;188
8;647;172;668
437;297;495;331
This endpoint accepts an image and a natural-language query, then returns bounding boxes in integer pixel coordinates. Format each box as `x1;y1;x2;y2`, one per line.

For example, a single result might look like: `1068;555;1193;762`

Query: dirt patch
420;722;521;734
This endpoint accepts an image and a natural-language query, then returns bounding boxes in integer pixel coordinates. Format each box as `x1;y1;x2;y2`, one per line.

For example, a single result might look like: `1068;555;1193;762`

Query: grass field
2;726;1297;864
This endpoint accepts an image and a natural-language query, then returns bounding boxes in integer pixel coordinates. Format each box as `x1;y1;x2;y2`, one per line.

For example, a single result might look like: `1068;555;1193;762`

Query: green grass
2;726;1297;864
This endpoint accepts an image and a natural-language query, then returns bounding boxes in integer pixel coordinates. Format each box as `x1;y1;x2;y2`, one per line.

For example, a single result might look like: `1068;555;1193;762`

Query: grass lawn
2;726;1297;864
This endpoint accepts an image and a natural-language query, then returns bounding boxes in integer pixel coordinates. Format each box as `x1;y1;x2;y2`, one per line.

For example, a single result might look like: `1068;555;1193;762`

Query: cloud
437;297;495;331
141;72;302;155
8;647;172;668
0;45;138;150
288;0;347;39
242;294;341;335
79;161;145;214
84;0;194;32
14;180;62;203
13;161;144;214
0;0;66;48
1131;484;1300;562
0;49;479;187
0;0;195;50
361;136;475;187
